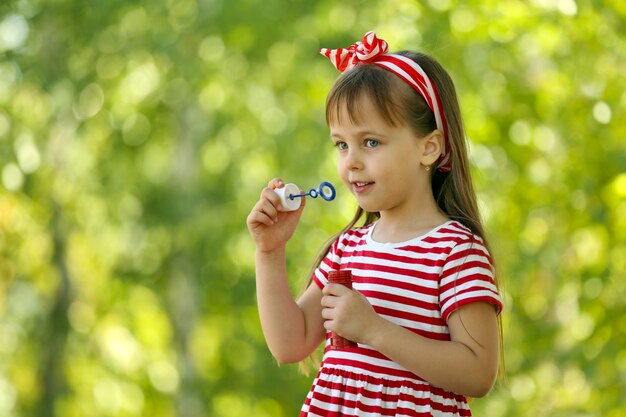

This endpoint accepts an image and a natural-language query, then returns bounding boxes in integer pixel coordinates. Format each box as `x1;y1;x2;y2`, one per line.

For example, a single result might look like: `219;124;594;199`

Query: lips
351;181;374;193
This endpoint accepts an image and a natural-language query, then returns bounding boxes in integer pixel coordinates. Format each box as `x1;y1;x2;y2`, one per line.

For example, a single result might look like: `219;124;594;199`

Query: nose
343;149;362;171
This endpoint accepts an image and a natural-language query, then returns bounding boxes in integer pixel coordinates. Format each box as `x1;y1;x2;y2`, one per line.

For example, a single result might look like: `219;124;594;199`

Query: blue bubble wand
274;181;336;211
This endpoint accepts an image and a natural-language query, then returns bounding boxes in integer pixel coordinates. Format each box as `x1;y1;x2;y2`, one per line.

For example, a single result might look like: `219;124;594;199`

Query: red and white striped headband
320;31;451;173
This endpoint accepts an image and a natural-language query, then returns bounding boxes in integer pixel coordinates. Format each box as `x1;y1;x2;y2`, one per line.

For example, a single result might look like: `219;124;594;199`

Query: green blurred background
1;0;625;416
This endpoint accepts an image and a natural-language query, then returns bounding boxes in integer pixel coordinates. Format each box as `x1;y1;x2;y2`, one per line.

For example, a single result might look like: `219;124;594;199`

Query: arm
255;250;326;363
369;302;500;397
322;285;500;397
247;178;326;363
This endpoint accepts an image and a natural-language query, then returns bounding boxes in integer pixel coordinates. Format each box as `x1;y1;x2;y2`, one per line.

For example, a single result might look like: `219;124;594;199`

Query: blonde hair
300;51;504;377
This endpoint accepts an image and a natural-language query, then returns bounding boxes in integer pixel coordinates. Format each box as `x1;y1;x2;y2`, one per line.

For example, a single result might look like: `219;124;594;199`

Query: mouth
350;181;375;193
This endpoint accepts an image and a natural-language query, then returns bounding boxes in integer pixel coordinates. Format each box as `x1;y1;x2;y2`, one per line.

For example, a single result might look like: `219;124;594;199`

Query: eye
365;138;380;148
335;141;348;150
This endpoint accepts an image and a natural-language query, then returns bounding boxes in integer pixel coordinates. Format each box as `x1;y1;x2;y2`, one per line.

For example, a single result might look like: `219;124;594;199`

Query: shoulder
333;223;373;250
434;221;492;265
346;223;374;237
439;220;488;247
438;220;479;241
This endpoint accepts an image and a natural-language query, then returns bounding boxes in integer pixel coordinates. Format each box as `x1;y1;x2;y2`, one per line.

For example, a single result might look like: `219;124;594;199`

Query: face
329;94;430;217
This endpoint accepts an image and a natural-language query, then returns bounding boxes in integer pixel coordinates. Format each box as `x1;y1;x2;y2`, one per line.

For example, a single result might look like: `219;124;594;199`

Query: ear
419;130;444;166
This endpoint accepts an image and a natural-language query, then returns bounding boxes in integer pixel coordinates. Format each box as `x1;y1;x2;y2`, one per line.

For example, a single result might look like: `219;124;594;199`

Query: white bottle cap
274;183;301;212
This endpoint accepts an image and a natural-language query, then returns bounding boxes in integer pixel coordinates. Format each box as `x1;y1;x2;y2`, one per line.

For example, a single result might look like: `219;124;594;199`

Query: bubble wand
274;181;336;211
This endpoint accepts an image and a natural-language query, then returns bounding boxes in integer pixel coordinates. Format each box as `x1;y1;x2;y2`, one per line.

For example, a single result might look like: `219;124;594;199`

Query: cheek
338;167;350;185
337;156;347;176
337;163;353;190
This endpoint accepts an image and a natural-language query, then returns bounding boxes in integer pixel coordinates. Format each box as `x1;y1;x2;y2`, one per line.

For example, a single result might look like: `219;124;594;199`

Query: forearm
366;317;497;397
255;249;309;363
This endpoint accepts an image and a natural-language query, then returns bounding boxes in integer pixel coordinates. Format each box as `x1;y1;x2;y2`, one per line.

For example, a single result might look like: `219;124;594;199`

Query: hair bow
320;31;388;73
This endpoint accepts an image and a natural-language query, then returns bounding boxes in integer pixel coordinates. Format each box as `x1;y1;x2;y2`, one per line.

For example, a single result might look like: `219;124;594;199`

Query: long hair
300;51;504;377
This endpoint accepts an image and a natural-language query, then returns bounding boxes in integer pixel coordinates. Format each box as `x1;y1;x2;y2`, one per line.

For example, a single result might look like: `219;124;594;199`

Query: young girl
247;31;503;417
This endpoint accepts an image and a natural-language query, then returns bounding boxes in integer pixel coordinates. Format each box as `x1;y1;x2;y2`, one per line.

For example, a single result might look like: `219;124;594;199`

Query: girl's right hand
246;178;306;253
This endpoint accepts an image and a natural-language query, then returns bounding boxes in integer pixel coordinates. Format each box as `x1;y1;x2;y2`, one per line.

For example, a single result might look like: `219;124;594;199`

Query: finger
321;307;333;320
261;187;282;214
268;178;285;190
323;320;333;331
261;187;284;212
256;197;280;220
320;295;337;308
249;196;281;223
246;208;276;227
323;283;349;296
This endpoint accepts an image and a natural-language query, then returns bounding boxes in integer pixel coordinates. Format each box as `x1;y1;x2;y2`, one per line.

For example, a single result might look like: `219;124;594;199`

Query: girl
247;31;503;417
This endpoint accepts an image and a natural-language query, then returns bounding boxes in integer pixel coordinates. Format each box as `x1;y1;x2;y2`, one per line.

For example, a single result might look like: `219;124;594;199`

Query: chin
356;200;383;213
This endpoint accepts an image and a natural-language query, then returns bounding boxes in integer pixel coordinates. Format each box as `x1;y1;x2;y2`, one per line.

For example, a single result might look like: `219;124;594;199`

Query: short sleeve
312;235;343;290
439;236;502;323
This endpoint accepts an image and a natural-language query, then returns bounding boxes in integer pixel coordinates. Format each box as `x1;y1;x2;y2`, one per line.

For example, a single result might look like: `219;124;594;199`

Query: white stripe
366;294;440;318
440;222;472;235
443;240;489;255
378;312;449;334
441;289;502;314
441;269;495;293
441;286;500;310
441;252;492;275
431;230;481;242
346;246;452;261
356;274;439;293
319;360;409;382
362;241;458;254
440;263;494;287
341;232;367;245
345;256;443;279
328;349;410;372
442;253;491;273
358;281;438;304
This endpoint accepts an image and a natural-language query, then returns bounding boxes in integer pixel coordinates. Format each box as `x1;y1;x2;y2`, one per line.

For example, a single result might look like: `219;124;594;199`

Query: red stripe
395;244;451;256
324;356;417;380
440;271;495;293
360;289;438;312
441;287;500;311
373;305;447;330
445;247;491;263
441;261;493;280
356;275;440;296
345;261;441;284
441;295;502;322
345;247;449;264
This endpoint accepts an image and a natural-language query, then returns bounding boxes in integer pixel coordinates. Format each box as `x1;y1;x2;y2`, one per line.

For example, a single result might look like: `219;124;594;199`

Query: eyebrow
330;129;386;139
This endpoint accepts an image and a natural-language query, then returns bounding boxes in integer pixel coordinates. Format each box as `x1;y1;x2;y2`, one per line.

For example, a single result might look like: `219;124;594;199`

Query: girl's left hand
321;284;382;345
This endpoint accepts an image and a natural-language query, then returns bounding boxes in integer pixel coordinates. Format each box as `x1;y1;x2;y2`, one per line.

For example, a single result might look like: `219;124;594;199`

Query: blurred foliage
0;0;625;416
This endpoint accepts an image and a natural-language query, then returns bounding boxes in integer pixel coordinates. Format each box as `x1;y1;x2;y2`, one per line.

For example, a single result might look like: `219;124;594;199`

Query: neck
374;187;449;243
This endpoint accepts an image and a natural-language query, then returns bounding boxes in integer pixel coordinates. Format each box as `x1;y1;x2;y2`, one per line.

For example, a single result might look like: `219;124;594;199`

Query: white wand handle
273;183;302;212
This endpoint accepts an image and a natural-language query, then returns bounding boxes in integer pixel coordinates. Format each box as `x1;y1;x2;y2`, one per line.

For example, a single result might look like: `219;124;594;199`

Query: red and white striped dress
300;220;502;417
